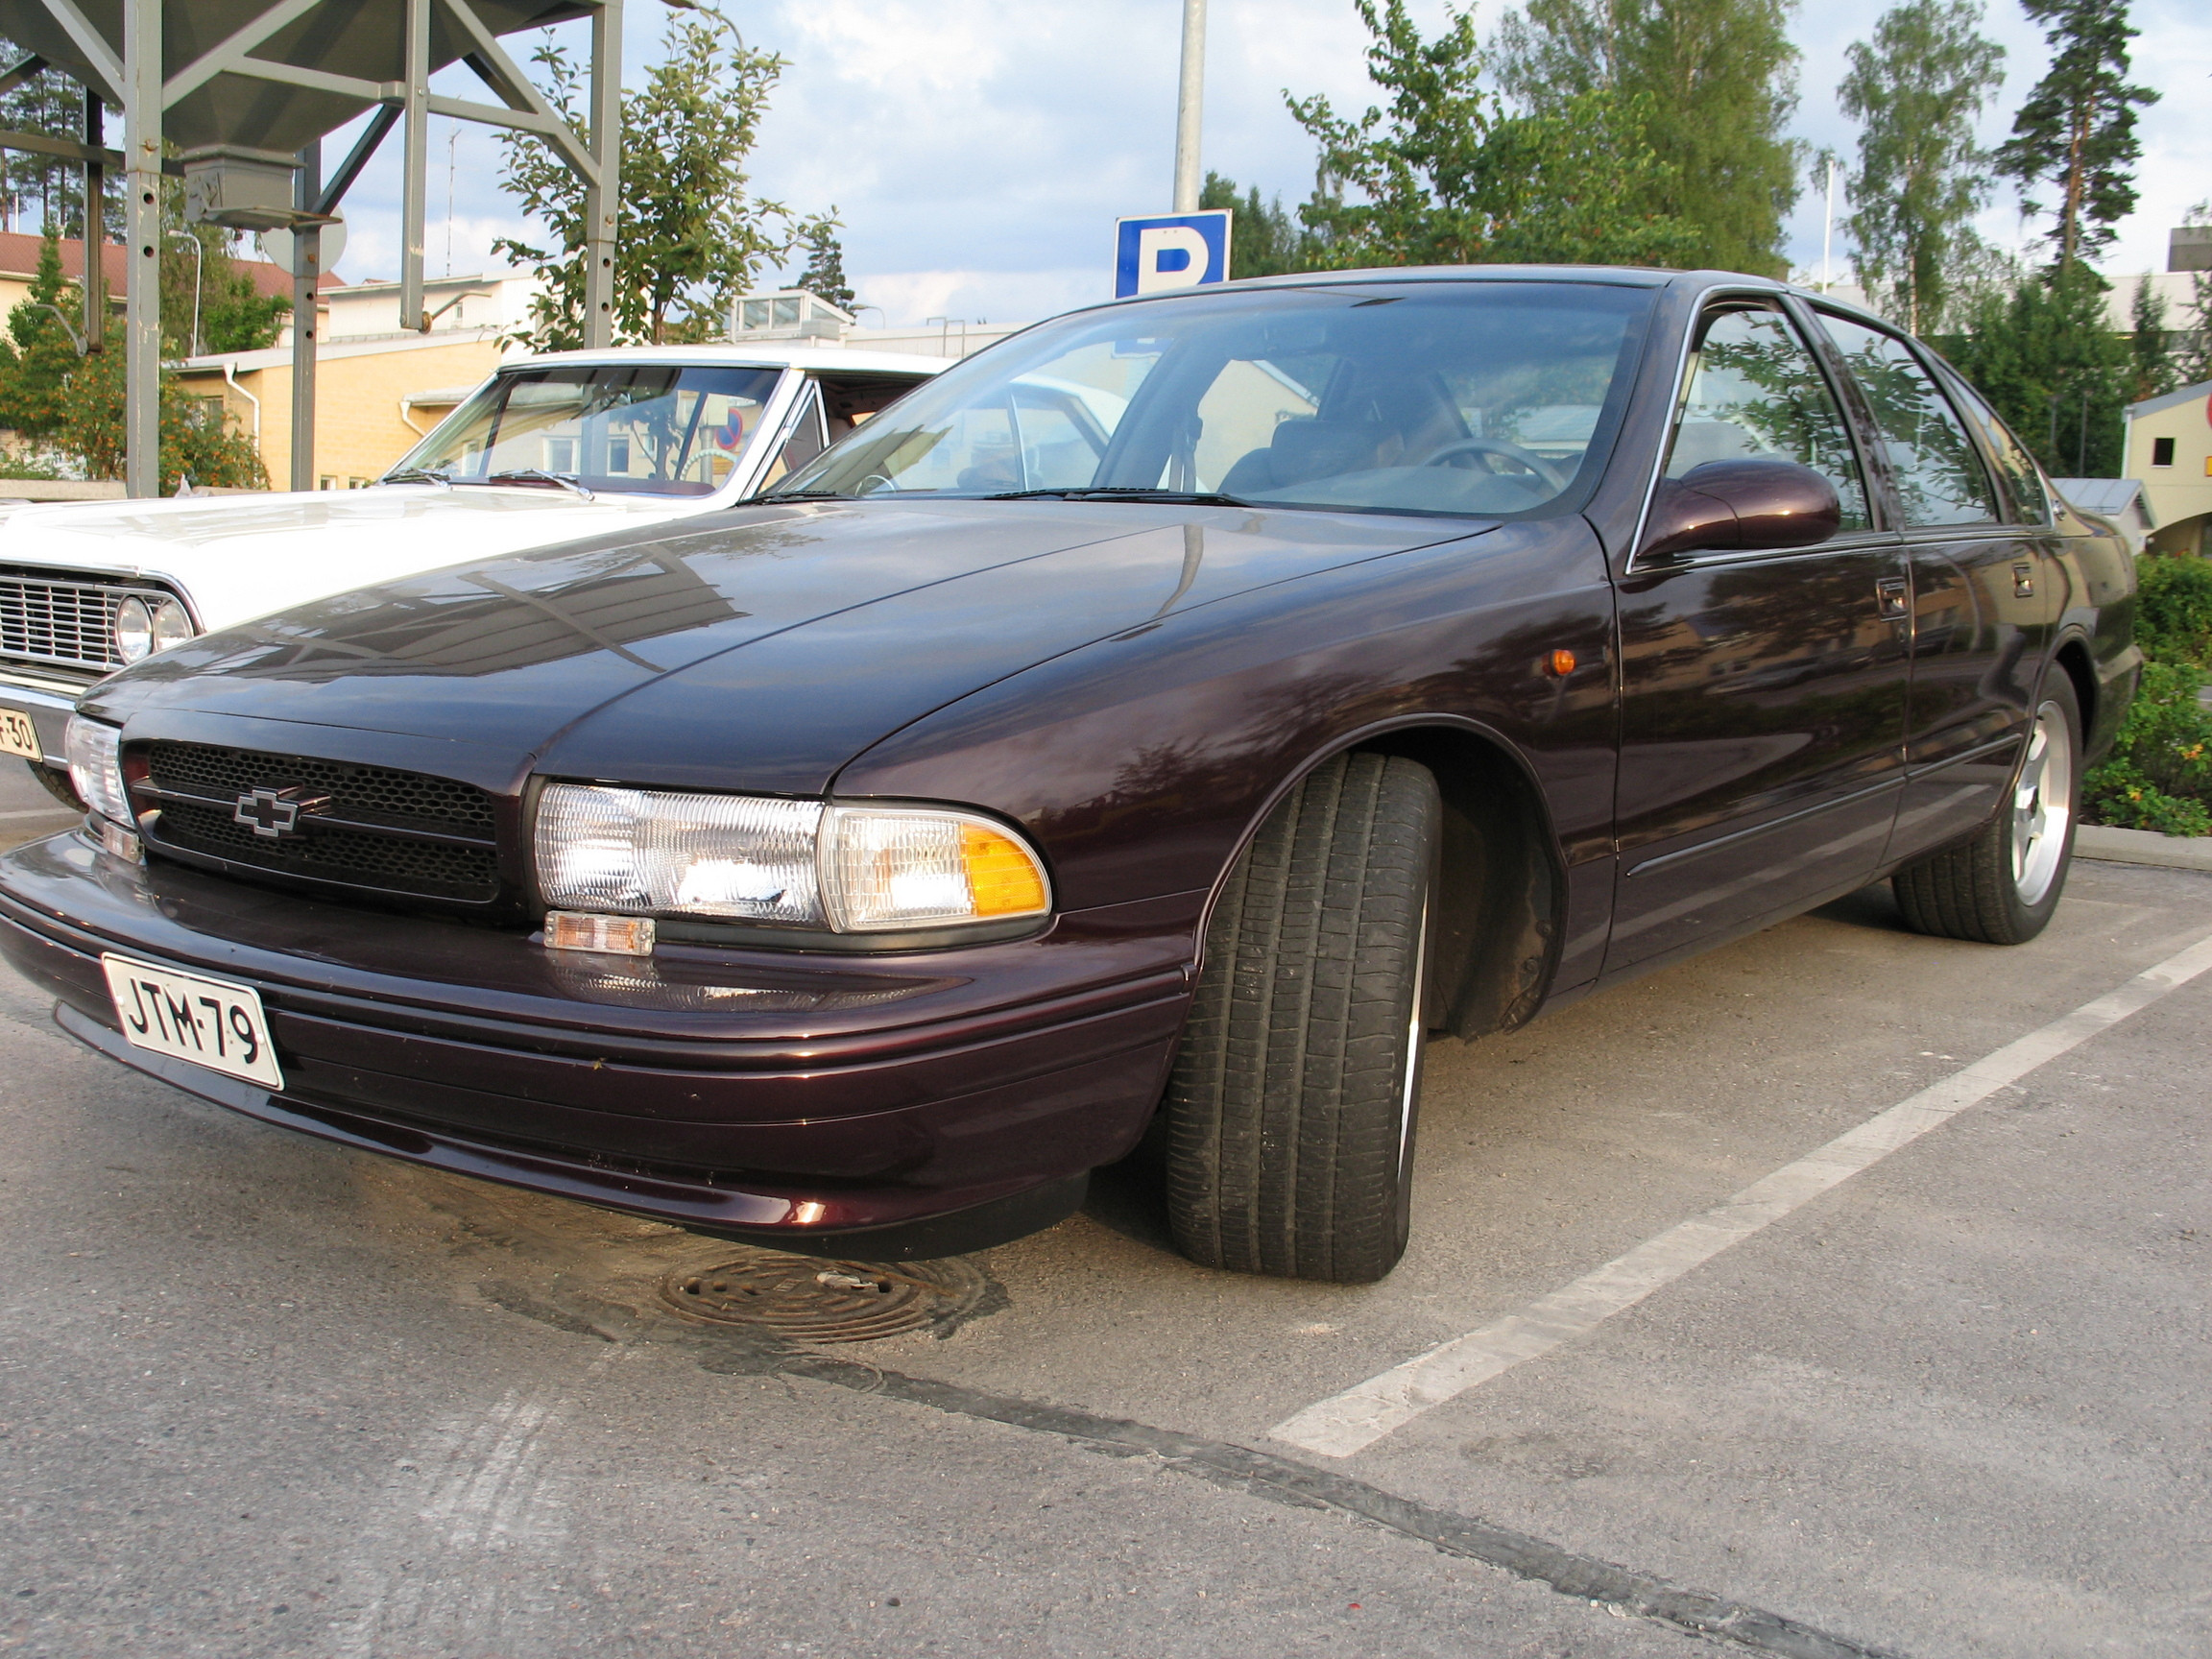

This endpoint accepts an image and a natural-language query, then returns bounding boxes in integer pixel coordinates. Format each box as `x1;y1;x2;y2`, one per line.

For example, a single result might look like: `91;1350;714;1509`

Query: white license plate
0;708;40;761
101;954;284;1090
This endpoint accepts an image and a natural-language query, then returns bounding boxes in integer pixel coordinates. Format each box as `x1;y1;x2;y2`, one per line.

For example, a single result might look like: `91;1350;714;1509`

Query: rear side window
1940;373;2051;525
1818;316;2001;528
1667;305;1871;533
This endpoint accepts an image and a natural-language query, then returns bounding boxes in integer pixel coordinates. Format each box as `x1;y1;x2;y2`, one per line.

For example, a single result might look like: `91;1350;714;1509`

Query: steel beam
121;0;158;498
158;0;326;108
81;86;102;354
290;142;320;493
583;0;621;348
36;0;121;107
0;125;121;168
314;102;398;219
0;53;48;97
399;0;429;332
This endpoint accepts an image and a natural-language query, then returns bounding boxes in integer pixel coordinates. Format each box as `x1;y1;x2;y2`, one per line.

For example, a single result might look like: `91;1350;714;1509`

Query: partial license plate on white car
101;954;284;1089
0;708;40;761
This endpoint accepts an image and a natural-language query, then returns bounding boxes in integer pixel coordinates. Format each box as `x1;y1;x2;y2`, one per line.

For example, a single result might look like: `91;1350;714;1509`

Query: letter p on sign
1115;211;1233;299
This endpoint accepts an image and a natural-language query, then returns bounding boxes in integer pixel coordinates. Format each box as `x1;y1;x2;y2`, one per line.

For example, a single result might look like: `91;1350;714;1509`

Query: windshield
389;363;784;496
776;281;1653;517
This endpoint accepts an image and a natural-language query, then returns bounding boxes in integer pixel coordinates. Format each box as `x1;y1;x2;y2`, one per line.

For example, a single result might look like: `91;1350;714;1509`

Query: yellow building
2123;381;2212;557
174;327;503;490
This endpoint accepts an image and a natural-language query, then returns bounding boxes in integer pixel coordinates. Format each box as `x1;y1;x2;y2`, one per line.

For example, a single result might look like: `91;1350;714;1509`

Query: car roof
1047;265;1900;335
513;344;955;374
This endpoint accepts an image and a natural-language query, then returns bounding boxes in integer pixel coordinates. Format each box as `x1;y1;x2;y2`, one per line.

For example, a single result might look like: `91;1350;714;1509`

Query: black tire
1893;673;2080;946
1163;751;1439;1284
24;758;81;810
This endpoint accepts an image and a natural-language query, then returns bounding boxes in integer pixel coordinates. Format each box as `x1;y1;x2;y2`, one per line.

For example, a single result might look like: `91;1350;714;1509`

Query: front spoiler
54;1000;1089;1259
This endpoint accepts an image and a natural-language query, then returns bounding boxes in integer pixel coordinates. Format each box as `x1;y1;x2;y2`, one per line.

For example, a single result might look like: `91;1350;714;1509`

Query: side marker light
545;911;656;956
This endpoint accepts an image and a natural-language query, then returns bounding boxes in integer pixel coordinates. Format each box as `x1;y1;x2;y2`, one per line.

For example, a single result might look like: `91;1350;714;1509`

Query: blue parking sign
1114;210;1233;299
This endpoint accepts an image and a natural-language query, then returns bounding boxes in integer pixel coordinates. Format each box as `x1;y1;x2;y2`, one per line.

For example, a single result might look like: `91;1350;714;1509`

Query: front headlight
65;715;129;826
114;595;193;663
533;784;1051;934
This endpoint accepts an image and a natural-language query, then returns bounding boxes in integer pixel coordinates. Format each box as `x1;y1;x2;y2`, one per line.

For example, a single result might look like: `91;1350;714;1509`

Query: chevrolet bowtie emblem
232;785;327;839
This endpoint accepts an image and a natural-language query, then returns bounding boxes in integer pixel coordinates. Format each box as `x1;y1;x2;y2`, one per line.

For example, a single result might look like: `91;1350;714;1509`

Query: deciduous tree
1286;0;1695;270
0;232;266;490
1492;0;1801;276
1993;0;2156;269
1837;0;2005;335
495;5;809;347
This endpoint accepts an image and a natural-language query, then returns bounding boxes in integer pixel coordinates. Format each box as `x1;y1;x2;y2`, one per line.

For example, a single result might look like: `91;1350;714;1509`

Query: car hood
89;497;1492;797
0;485;711;631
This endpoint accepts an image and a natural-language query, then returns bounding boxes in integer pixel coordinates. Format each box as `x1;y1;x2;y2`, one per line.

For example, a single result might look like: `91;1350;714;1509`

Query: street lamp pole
1172;0;1205;212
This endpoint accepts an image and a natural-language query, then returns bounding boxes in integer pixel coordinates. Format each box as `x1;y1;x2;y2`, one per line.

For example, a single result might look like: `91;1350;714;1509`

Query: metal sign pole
290;142;319;493
1171;0;1204;213
121;0;158;498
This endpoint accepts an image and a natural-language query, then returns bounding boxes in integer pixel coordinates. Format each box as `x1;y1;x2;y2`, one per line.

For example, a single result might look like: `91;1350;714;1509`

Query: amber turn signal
1548;649;1577;677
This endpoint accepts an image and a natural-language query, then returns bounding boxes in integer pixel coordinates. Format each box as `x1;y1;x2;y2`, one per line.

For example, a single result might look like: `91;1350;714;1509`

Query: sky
323;0;2212;327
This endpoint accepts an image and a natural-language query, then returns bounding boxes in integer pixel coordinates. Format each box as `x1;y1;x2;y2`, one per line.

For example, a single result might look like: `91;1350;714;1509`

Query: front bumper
0;831;1200;1257
0;666;91;768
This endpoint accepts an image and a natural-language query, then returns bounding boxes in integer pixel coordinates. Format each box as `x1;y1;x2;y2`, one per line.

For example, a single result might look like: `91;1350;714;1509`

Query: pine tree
1200;172;1330;277
1938;261;2129;476
1993;0;2156;269
792;219;854;312
1491;0;1801;276
2126;275;2174;402
1837;0;2005;336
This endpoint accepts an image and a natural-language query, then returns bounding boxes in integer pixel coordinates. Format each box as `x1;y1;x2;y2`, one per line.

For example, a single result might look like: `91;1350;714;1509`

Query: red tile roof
0;229;340;298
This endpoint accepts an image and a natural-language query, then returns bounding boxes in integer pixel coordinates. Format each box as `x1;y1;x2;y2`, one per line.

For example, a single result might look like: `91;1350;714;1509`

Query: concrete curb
2078;823;2212;872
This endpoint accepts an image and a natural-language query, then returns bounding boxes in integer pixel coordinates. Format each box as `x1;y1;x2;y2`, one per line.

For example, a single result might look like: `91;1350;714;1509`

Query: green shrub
2134;553;2212;667
2083;658;2212;835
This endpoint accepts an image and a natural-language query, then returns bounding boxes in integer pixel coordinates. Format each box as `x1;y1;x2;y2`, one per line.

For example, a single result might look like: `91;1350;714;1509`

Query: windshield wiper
753;488;851;501
378;466;451;490
979;487;1252;506
487;468;595;501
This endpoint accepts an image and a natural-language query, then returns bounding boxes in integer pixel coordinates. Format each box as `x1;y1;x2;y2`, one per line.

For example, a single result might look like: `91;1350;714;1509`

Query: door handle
1875;575;1909;618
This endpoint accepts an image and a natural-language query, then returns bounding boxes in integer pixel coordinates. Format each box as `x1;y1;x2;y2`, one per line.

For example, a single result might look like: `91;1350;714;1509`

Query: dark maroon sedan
0;268;2138;1282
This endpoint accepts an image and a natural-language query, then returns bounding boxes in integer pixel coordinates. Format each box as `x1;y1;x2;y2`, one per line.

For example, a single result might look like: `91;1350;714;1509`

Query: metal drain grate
661;1250;987;1343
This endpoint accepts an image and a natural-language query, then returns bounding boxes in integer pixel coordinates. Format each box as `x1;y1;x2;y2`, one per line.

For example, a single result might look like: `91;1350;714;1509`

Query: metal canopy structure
0;0;621;495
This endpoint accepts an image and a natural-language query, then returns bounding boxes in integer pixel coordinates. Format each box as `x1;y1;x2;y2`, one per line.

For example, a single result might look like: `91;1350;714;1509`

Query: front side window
777;281;1656;518
391;364;783;496
1666;305;1871;533
1818;316;2000;528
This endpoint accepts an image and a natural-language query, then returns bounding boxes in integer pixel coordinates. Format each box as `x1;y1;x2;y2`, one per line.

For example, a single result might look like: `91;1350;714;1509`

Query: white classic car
0;343;950;789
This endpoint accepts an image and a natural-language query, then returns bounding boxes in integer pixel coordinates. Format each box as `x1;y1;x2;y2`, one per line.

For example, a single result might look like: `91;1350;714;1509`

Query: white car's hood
0;485;716;631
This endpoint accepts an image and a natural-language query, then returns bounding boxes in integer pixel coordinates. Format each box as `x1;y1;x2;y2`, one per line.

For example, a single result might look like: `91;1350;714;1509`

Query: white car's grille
0;573;168;673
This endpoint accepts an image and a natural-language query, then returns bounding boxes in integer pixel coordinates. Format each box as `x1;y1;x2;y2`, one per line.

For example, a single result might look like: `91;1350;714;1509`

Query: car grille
0;572;171;673
133;741;502;903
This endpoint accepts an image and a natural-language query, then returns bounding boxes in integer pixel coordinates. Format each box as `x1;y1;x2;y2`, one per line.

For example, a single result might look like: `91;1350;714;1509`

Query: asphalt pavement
1;752;2207;1658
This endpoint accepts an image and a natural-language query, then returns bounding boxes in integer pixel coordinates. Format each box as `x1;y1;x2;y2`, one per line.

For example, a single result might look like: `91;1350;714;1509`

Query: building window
320;476;335;490
2152;436;2176;468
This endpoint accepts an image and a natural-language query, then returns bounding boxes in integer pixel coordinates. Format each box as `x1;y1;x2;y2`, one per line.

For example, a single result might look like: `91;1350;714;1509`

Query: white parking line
0;807;74;821
1270;926;2212;1459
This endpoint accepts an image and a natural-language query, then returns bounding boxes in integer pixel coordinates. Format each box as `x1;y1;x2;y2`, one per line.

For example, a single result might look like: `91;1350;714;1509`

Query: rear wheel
1893;675;2080;946
1163;752;1439;1284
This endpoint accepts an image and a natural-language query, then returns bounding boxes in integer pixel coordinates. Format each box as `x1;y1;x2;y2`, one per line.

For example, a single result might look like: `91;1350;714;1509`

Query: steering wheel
1418;436;1569;493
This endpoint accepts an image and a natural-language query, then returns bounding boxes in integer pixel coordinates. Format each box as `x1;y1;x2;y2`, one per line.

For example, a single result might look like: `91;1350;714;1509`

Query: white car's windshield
773;281;1654;517
389;363;784;497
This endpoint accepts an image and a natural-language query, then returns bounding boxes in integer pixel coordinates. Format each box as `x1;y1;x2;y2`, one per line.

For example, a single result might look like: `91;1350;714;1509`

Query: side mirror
1638;459;1841;563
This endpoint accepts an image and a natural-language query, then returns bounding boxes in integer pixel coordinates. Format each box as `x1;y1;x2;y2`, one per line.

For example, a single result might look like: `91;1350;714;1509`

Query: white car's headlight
112;594;193;664
65;715;129;826
533;784;1051;934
